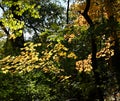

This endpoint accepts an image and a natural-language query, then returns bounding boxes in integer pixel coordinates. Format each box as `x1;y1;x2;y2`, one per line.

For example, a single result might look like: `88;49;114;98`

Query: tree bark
10;0;24;48
66;0;70;24
105;0;120;86
1;0;25;55
80;0;104;100
109;16;120;85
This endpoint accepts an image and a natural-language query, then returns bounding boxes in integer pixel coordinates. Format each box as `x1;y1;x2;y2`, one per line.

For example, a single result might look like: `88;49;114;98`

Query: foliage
0;69;57;101
0;0;40;37
0;0;120;101
24;0;65;39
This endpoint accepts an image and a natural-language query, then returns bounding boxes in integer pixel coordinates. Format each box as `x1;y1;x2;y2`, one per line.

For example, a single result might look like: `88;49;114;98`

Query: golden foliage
74;15;88;26
64;34;75;43
76;54;92;72
67;52;77;59
104;0;120;20
58;75;71;82
70;0;120;26
0;42;77;74
76;38;114;73
96;41;114;60
0;42;41;73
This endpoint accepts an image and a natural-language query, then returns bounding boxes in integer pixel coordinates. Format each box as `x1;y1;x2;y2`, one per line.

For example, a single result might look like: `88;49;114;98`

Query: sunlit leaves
64;33;75;43
0;42;41;73
76;54;92;73
54;43;68;51
40;42;69;73
0;42;63;74
70;0;120;26
1;17;24;38
2;0;40;18
67;52;77;59
1;0;40;38
59;75;71;82
0;1;120;100
0;39;78;75
76;37;114;73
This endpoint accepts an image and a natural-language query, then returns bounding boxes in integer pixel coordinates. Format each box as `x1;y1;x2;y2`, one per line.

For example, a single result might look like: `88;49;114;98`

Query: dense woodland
0;0;120;101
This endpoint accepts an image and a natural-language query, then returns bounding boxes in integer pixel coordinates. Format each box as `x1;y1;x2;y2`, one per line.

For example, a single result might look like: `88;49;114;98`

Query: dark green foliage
0;0;120;101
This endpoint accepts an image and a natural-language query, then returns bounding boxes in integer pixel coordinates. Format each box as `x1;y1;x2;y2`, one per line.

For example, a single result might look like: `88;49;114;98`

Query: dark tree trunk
66;0;70;24
0;1;24;55
10;0;24;48
5;0;25;55
109;16;120;86
80;0;104;100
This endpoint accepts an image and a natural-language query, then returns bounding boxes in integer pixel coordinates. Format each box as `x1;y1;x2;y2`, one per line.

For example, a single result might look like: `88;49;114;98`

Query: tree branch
0;5;9;35
81;0;93;26
0;4;5;12
83;0;90;14
66;0;70;24
0;21;9;36
80;0;104;100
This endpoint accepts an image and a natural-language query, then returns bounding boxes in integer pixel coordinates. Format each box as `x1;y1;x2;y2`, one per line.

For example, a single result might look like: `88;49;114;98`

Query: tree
0;0;120;100
0;0;40;56
0;0;65;55
105;0;120;86
24;0;65;35
70;0;120;100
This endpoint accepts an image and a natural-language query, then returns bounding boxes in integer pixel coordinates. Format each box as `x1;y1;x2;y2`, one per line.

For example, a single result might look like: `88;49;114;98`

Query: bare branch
81;0;93;26
0;4;5;12
0;21;9;36
83;0;90;14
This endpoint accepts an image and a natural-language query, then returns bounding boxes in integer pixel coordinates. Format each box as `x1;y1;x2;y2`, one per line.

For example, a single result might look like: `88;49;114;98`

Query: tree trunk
4;0;25;55
105;0;120;86
66;0;70;24
10;0;24;48
81;0;104;100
